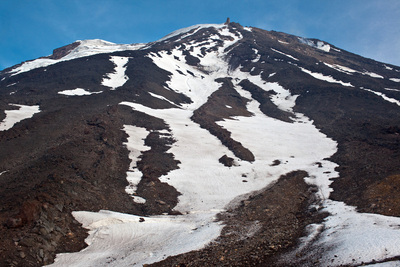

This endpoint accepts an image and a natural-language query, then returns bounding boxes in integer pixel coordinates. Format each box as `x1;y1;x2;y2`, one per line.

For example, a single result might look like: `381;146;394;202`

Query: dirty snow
122;125;150;202
58;88;102;96
102;56;130;90
0;104;40;131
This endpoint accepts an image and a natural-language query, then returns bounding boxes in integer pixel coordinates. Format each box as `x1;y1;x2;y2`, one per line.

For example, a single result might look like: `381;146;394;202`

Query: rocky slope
0;20;400;266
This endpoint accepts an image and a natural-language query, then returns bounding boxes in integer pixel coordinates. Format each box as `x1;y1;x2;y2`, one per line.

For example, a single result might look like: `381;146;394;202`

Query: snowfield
0;104;40;131
46;25;400;267
7;40;144;77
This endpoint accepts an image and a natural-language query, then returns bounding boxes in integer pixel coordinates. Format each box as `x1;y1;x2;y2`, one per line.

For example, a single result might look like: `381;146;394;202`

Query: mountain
1;20;400;266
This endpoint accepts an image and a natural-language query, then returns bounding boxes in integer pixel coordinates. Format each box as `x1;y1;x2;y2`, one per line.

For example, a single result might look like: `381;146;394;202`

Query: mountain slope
1;21;400;266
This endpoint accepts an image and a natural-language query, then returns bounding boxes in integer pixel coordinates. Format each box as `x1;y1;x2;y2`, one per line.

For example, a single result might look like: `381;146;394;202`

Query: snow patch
385;65;393;71
58;88;102;96
299;37;330;52
385;88;400;92
299;67;354;87
323;62;357;74
251;48;261;62
6;82;17;87
0;104;40;131
363;71;384;79
389;78;400;83
102;56;130;90
271;48;299;61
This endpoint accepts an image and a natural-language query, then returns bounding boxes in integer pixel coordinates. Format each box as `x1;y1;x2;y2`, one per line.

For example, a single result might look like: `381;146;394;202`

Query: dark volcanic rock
47;42;80;60
219;155;234;167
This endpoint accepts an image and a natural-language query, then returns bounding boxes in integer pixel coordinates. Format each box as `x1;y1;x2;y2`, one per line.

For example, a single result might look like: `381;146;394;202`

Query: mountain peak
1;20;400;267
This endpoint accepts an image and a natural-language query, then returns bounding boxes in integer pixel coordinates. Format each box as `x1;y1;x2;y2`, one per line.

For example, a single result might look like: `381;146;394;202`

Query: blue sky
1;0;399;70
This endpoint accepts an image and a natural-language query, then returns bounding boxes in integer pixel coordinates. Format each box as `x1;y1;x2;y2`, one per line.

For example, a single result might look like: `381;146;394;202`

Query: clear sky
1;0;399;71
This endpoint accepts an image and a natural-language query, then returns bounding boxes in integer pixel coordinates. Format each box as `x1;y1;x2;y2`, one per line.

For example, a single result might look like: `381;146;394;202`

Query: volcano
1;20;400;266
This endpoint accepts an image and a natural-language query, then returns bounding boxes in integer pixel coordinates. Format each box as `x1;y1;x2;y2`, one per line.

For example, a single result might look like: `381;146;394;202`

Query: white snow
324;63;387;80
323;62;357;74
51;210;222;267
299;67;354;87
0;171;7;176
102;56;130;90
58;88;102;96
122;125;150;200
363;71;384;79
361;88;400;106
0;104;40;131
251;48;261;62
8;40;144;76
390;78;400;83
384;65;393;71
299;37;330;52
271;48;299;61
316;41;331;52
